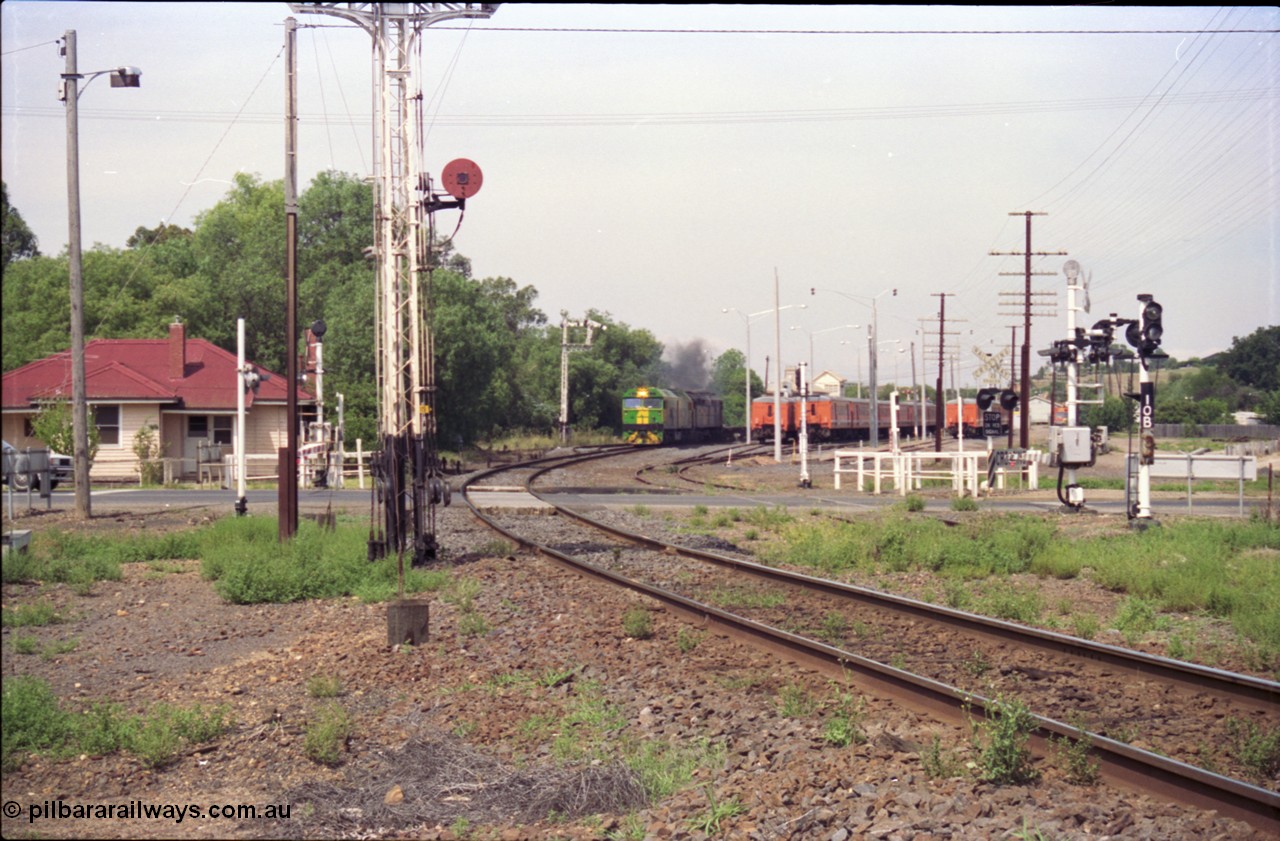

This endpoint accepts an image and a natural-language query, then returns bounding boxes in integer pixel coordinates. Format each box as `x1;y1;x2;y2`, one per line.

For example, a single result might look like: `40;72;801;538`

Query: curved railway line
461;445;1280;835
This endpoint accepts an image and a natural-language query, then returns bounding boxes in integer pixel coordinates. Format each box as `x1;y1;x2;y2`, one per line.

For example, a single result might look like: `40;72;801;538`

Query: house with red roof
2;320;313;481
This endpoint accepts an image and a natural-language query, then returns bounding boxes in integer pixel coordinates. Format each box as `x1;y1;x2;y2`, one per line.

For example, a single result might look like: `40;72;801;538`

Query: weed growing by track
2;675;230;772
764;511;1280;661
199;516;453;604
971;694;1039;785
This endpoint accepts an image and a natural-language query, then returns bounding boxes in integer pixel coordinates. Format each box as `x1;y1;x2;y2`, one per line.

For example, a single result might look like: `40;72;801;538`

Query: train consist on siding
622;386;957;446
750;394;938;443
622;386;725;445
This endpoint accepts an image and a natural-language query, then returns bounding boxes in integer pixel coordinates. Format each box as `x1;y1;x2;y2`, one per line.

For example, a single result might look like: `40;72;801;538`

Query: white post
235;317;248;514
773;271;783;462
356;438;365;489
798;362;811;488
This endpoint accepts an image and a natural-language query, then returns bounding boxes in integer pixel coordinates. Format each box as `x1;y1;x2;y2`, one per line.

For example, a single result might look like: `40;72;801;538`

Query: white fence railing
833;448;1042;497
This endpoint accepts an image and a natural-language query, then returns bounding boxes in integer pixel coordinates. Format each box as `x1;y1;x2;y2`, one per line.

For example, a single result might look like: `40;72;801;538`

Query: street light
811;287;896;442
61;30;141;518
789;324;860;376
723;302;806;444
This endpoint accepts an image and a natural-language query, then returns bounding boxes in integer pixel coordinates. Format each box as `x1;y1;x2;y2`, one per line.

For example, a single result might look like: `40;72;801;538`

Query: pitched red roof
2;331;311;411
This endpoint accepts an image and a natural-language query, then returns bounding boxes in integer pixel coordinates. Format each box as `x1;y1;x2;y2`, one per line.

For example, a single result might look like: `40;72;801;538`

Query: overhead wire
86;45;286;341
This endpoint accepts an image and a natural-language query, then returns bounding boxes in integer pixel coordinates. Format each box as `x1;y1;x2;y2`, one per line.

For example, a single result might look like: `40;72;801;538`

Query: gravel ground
1;446;1275;840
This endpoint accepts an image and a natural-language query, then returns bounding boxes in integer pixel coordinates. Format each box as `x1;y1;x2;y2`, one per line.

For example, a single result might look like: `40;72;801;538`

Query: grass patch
1;599;69;627
3;528;205;587
306;674;344;698
628;737;725;802
822;691;867;747
765;512;1280;657
707;586;785;610
1;676;230;773
1225;717;1280;783
199;516;450;604
776;683;816;718
972;694;1039;785
920;734;966;779
304;702;353;766
622;607;654;639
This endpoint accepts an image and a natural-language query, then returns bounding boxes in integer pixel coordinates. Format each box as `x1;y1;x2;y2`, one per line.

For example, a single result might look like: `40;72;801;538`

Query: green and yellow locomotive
622;386;724;445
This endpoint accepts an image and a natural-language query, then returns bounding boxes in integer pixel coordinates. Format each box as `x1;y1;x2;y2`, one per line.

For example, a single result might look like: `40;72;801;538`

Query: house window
212;417;233;445
94;405;120;446
188;416;208;439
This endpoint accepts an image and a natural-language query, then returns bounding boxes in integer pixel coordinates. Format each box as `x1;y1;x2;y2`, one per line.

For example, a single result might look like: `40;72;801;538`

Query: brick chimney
169;320;186;379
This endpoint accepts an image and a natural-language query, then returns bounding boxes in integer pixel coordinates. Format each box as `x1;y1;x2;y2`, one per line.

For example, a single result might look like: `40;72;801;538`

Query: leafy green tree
1216;325;1280;393
1;255;70;371
1255;390;1280;426
186;173;288;372
712;348;762;430
1160;366;1242;410
1082;395;1134;433
30;401;99;462
1155;396;1231;426
1;182;39;269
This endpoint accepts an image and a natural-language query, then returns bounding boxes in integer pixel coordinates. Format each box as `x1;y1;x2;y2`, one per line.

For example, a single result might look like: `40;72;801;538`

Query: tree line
1;174;758;446
3;175;1277;443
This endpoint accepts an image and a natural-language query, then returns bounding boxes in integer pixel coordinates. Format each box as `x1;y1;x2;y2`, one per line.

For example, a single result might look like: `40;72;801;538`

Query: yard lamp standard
839;340;863;398
723;302;806;445
61;30;141;519
789;324;860;375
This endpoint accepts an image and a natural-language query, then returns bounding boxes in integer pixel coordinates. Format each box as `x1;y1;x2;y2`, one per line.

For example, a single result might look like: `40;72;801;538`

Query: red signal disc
442;158;483;200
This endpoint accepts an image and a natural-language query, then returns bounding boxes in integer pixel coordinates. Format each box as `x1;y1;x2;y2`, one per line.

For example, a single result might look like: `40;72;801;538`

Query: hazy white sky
3;3;1276;387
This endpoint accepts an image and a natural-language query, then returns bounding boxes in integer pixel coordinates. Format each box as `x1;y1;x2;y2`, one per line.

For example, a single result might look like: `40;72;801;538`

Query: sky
3;3;1277;389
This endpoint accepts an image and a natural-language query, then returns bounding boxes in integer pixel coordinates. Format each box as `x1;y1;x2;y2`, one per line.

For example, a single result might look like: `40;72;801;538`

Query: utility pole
63;30;90;520
991;211;1065;449
280;17;299;541
60;32;141;519
930;293;954;452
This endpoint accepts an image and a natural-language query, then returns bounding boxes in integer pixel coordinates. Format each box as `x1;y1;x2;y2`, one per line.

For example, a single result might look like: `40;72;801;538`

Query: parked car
3;439;74;491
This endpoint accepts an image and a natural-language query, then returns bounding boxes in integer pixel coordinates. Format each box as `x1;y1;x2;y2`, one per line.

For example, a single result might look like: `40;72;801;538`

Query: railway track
460;446;1280;834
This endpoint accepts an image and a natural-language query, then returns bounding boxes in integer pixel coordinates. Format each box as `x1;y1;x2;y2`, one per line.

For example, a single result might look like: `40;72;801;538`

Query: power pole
990;211;1066;448
280;17;299;542
930;293;954;452
62;30;90;520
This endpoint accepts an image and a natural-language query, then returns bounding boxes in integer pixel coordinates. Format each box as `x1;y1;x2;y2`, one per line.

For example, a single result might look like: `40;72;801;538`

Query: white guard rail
833;449;1040;497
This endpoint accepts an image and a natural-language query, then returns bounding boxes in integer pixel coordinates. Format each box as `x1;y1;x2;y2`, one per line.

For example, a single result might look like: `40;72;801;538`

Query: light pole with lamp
61;30;141;519
839;340;862;397
723;301;806;446
789;324;860;379
811;287;896;443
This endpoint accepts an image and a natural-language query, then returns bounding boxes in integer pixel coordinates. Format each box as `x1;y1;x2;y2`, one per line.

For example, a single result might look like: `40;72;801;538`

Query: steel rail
460;448;1280;834
546;504;1280;713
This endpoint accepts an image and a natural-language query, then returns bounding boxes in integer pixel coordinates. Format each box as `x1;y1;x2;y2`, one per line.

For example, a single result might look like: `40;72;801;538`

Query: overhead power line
435;26;1279;36
5;87;1273;127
